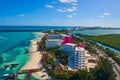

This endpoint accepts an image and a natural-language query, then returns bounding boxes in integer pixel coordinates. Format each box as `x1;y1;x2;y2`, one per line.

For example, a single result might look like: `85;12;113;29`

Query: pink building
62;35;72;46
78;43;84;48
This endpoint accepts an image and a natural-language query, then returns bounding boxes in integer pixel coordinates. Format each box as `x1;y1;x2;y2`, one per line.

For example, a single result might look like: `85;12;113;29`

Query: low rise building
59;43;76;54
52;63;66;71
46;39;62;48
46;34;72;48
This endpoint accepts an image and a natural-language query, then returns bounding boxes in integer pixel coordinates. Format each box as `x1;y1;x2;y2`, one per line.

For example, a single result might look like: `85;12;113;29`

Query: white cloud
72;6;77;10
71;3;77;6
66;6;77;12
57;0;78;13
57;9;66;12
19;14;24;17
73;13;77;15
67;15;73;17
103;13;110;16
67;8;74;12
57;6;77;12
99;12;110;18
59;0;78;3
45;5;54;8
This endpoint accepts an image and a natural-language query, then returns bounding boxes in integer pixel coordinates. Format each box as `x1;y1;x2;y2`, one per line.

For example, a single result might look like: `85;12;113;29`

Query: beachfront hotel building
59;43;97;71
59;43;76;54
74;47;86;70
73;46;97;71
45;34;72;48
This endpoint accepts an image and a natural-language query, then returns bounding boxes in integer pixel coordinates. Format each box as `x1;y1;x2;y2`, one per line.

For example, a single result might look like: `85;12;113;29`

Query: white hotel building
74;47;86;70
45;35;62;48
59;43;97;71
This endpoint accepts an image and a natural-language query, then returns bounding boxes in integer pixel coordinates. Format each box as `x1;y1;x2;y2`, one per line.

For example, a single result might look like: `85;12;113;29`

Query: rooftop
47;39;62;41
65;43;76;46
75;47;85;52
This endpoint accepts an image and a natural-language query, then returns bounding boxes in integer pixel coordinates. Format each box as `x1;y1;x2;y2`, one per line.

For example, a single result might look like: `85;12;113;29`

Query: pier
16;68;42;80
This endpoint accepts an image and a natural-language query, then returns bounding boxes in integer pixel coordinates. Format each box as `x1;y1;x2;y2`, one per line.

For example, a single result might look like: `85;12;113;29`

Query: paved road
95;46;120;80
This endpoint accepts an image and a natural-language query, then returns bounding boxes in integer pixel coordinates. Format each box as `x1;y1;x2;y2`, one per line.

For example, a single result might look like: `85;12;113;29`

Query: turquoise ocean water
0;26;73;79
0;26;120;79
0;32;34;79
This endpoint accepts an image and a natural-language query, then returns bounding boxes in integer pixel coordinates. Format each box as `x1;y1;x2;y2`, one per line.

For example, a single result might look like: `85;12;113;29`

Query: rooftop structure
59;43;76;54
52;63;66;71
46;39;62;48
85;53;97;72
78;43;84;48
46;34;72;48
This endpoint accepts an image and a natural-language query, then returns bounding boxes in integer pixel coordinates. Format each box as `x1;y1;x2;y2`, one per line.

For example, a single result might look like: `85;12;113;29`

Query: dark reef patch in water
4;49;21;63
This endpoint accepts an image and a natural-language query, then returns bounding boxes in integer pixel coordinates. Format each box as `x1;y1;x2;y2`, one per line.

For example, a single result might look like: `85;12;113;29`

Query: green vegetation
77;34;120;50
84;42;97;54
98;46;120;66
72;35;84;44
72;36;97;54
48;57;116;80
72;36;116;80
38;36;46;51
55;51;69;65
105;49;120;65
71;70;90;80
43;29;68;34
45;54;55;65
75;33;120;67
38;31;116;80
90;57;116;80
49;70;73;80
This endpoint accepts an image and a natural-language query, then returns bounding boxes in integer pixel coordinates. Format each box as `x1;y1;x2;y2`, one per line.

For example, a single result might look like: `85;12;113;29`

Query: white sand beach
21;32;49;79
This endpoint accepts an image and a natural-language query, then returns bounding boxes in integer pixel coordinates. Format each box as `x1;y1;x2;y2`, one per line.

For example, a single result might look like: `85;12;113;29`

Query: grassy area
77;34;120;50
38;32;116;80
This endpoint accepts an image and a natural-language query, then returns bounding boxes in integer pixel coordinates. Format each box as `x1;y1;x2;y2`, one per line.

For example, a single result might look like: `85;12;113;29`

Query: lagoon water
72;29;120;35
71;29;120;54
0;26;120;79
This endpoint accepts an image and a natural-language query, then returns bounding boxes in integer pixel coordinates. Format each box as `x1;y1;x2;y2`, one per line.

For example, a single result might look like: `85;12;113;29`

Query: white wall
59;43;75;54
46;40;62;48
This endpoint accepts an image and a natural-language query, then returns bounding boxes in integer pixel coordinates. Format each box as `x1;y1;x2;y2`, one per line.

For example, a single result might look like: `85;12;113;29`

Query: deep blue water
0;26;120;79
0;26;73;79
0;32;34;53
0;26;73;32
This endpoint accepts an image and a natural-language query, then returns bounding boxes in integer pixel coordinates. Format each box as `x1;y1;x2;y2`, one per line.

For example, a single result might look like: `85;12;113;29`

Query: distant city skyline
0;0;120;27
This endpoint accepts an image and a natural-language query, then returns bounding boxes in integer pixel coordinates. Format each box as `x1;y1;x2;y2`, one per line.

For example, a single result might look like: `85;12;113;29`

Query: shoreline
74;34;120;54
20;32;49;79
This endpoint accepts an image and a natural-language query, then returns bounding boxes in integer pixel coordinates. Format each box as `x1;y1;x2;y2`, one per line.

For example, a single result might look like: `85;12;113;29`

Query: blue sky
0;0;120;27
